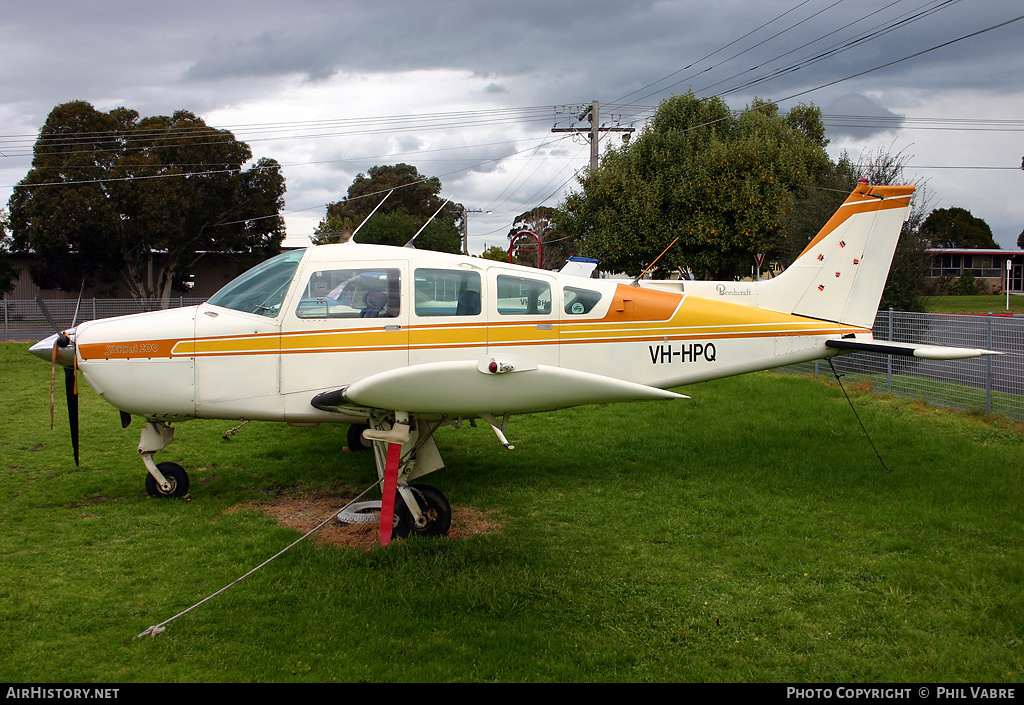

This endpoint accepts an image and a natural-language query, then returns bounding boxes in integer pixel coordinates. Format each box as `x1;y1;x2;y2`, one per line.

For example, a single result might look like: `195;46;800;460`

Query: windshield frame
206;249;306;317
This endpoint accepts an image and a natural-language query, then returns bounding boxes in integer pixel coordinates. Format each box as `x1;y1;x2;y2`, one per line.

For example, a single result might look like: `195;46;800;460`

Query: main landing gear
393;483;452;538
342;412;453;543
346;423;373;452
134;416;453;545
135;418;452;545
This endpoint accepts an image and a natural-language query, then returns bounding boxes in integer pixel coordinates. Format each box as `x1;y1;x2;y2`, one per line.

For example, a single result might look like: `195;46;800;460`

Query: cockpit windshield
207;249;305;317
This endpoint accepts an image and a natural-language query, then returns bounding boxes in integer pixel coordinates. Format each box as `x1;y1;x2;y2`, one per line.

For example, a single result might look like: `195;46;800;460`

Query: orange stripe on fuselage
78;284;866;361
78;338;180;360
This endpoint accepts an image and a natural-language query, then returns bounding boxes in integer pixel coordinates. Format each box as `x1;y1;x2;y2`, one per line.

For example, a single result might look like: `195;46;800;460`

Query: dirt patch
227;490;501;551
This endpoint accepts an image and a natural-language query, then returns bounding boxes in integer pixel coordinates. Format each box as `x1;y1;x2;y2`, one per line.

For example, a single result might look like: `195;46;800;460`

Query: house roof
925;248;1024;256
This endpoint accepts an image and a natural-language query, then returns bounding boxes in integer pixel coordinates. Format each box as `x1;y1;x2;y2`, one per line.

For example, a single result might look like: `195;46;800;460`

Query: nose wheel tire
393;484;452;538
145;462;190;498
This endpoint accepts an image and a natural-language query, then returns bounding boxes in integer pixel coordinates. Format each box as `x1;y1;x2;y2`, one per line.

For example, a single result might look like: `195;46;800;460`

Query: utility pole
462;207;489;255
552;101;635;172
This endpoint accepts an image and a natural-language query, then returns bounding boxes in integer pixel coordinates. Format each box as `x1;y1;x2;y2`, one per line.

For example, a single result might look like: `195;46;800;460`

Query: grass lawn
924;295;1024;315
1;341;1022;682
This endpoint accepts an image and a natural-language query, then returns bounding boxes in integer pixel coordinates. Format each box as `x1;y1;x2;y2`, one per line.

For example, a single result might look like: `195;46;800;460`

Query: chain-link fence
2;298;207;341
780;309;1024;421
5;299;1023;420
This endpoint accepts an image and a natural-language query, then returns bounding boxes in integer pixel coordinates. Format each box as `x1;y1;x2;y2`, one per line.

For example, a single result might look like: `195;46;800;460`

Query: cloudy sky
2;0;1022;252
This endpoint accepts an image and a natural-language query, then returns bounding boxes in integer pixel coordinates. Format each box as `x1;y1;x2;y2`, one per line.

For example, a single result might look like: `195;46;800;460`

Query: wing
312;353;686;416
826;339;1001;360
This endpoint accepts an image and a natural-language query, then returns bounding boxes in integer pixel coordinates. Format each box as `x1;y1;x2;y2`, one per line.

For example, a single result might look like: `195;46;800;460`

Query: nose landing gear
138;421;190;499
145;462;190;498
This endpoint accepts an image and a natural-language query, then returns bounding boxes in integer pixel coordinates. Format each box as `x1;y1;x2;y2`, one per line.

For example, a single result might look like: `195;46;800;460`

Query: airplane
29;178;999;546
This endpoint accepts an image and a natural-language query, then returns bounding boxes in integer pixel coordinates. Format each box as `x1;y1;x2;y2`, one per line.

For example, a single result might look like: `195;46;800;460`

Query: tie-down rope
136;479;383;639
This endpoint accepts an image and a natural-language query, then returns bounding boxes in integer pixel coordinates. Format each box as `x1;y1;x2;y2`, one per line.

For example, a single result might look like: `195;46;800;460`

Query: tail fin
758;180;915;328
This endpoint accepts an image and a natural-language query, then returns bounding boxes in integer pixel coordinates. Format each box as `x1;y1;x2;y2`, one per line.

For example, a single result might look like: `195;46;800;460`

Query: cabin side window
564;286;602;315
295;268;401;319
496;275;551;315
414;269;482;317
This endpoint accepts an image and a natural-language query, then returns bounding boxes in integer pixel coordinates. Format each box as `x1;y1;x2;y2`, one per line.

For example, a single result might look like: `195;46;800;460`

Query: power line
610;0;820;105
709;0;966;99
0;105;556;144
590;12;1024;151
2;133;571;190
4;5;1022;249
689;0;854;98
773;12;1024;105
896;165;1021;170
607;0;966;118
0;106;559;159
8;106;1021;194
821;115;1024;132
202;134;580;230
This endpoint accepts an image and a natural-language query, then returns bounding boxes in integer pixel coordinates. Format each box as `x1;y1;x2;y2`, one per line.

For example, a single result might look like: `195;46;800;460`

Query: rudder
758;180;914;328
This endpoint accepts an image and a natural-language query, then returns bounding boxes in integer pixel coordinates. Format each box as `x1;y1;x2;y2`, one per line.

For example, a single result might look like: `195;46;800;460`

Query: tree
779;152;859;267
480;245;513;263
506;206;575;270
920;207;999;249
9;101;286;302
950;269;979;296
311;213;354;245
315;164;462;253
854;145;932;312
1017;227;1024;250
556;93;832;279
0;209;18;296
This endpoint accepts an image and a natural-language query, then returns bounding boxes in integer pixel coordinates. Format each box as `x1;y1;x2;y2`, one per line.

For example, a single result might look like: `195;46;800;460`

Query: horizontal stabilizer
826;339;1001;360
327;356;687;416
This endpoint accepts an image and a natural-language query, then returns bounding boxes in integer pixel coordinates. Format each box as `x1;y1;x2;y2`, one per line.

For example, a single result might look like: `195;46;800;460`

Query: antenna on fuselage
632;236;679;286
349;189;394;243
405;196;452;248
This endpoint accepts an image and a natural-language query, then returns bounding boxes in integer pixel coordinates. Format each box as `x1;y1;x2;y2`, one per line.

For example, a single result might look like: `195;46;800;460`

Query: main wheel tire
145;462;190;498
393;484;452;538
346;423;372;451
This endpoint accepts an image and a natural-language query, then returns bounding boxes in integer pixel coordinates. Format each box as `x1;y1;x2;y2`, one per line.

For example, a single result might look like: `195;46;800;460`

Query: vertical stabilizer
757;181;914;328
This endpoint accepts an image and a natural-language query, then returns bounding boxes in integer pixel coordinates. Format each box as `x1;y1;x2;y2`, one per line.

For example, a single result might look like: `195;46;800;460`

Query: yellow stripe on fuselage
172;334;276;357
82;287;865;361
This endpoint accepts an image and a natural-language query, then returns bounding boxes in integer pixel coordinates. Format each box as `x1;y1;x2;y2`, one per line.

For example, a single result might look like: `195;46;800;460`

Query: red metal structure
509;230;543;269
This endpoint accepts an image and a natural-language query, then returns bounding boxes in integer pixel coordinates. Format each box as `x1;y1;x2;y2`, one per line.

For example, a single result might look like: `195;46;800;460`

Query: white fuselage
68;244;861;424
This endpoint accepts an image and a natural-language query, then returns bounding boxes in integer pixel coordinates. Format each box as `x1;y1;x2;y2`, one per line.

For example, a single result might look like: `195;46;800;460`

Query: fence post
887;308;893;392
986;313;993;414
3;297;7;340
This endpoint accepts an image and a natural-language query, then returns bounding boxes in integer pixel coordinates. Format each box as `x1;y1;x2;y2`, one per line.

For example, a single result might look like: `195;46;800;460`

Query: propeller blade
65;366;80;467
36;293;81;464
71;281;85;328
49;341;58;429
36;295;69;347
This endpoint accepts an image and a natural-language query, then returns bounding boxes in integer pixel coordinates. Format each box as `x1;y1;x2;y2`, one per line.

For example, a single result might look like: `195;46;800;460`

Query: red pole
509;230;543;268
